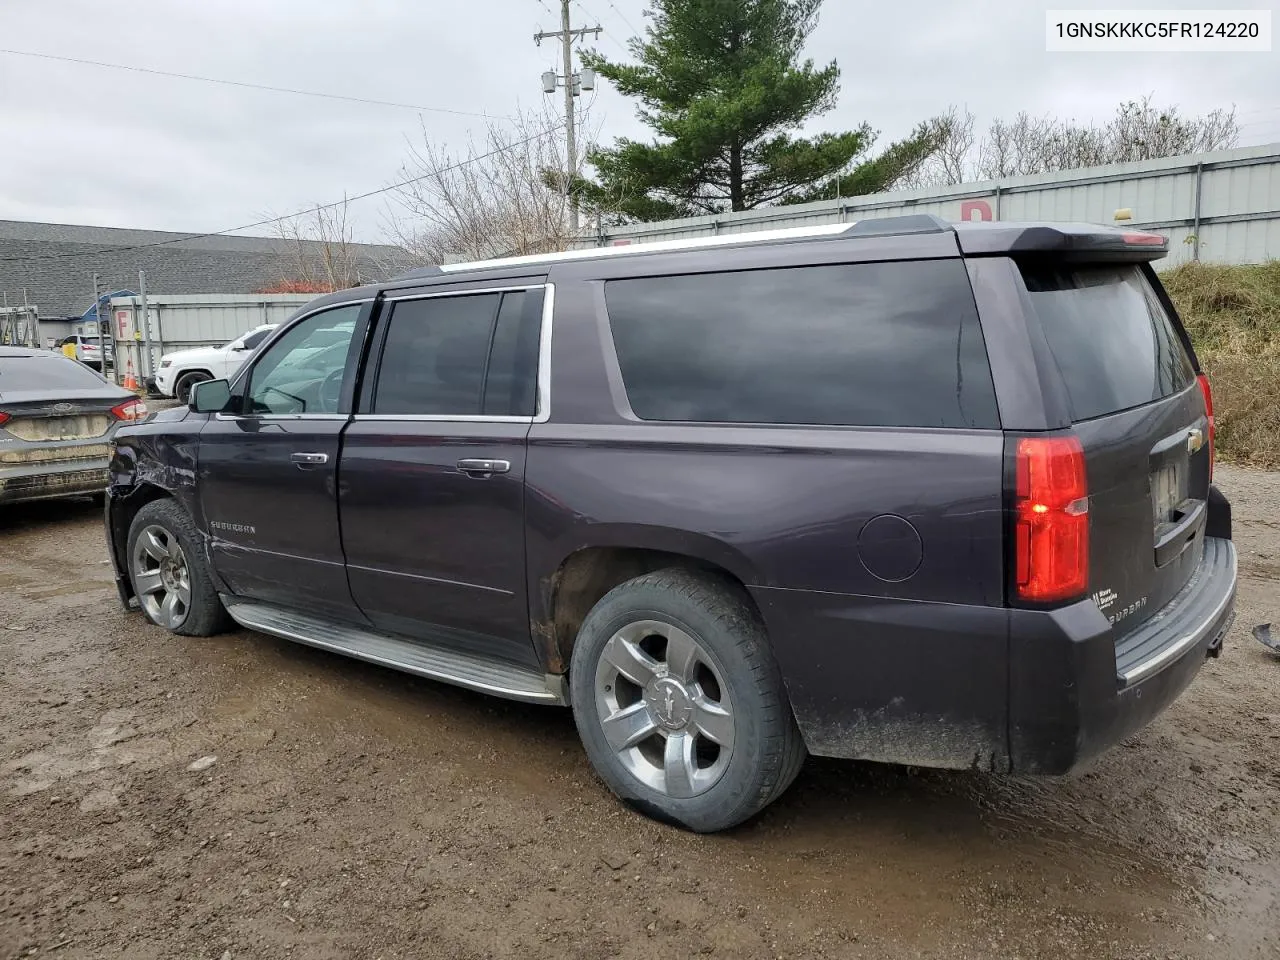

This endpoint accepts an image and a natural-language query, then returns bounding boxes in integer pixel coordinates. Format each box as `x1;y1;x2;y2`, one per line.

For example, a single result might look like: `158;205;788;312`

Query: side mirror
189;378;232;413
230;344;248;351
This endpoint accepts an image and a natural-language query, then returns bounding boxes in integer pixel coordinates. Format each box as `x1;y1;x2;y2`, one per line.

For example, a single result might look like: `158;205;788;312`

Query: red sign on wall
959;199;994;222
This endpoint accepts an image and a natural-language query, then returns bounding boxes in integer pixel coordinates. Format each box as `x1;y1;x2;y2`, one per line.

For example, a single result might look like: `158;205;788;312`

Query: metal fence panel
575;143;1280;270
106;293;315;386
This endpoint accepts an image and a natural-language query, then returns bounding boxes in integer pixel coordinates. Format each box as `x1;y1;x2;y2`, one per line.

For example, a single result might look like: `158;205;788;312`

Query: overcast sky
2;0;1277;242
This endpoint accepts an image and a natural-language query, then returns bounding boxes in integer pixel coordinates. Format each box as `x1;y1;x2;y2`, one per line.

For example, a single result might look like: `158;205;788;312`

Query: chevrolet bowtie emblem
1187;428;1204;454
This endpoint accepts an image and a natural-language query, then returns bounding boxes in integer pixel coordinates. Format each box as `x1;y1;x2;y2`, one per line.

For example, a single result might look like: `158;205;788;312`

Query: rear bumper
0;458;110;503
753;537;1237;774
1010;536;1237;773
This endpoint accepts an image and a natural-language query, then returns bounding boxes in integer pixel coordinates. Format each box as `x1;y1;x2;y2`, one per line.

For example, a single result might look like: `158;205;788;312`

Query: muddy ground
1;466;1277;960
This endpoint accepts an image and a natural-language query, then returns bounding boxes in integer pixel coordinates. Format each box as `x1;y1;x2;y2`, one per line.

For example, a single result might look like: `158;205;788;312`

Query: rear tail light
1197;373;1215;480
1014;435;1089;603
1122;232;1165;246
0;411;9;427
110;398;148;422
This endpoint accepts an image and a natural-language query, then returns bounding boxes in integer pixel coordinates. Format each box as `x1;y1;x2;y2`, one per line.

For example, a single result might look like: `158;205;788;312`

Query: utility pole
535;1;601;232
138;270;153;384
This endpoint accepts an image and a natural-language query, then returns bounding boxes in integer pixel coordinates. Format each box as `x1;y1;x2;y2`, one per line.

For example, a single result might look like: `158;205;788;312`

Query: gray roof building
0;219;414;320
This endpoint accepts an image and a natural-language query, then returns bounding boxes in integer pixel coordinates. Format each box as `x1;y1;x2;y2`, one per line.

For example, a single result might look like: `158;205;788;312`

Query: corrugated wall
106;293;314;384
575;143;1280;269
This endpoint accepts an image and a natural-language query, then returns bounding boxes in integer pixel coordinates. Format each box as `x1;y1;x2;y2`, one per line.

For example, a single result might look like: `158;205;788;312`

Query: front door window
244;306;361;415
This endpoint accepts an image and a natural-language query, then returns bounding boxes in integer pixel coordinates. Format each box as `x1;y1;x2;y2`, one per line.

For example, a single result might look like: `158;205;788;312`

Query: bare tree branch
899;97;1238;188
265;196;364;292
385;103;602;264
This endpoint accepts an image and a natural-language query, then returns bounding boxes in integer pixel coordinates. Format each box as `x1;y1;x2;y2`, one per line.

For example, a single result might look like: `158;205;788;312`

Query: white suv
154;324;277;402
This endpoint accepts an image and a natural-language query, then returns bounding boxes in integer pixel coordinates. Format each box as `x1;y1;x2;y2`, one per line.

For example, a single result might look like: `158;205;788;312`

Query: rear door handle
456;458;510;477
290;451;329;467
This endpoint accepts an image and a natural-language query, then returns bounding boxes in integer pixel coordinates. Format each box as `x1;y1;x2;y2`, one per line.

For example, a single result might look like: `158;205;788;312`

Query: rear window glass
1020;264;1195;421
0;356;108;390
373;294;499;415
604;260;1000;429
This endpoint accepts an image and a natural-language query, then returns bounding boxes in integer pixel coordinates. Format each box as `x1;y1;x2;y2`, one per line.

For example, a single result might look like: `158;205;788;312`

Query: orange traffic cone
122;358;139;392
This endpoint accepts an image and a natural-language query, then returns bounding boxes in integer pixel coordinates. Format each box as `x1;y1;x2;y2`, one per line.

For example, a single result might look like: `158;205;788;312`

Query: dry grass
1164;261;1280;468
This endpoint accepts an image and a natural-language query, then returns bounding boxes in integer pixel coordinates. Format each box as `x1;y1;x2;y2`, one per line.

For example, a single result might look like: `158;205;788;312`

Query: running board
222;598;566;705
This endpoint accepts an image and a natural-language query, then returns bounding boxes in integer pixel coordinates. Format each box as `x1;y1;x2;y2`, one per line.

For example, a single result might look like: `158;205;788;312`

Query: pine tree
578;0;946;221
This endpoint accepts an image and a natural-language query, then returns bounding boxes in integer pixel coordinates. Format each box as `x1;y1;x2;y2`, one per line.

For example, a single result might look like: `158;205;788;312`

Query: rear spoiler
955;223;1169;262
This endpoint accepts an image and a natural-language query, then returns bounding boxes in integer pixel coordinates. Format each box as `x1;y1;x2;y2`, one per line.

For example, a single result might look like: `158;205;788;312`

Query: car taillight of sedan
111;398;148;421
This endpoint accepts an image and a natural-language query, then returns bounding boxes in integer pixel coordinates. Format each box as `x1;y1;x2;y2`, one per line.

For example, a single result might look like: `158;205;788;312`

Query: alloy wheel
130;524;192;629
593;619;735;799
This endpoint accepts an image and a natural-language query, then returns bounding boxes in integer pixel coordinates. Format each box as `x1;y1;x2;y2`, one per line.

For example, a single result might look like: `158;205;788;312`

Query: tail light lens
1014;435;1089;603
1197;373;1215;480
0;411;9;427
110;398;148;422
1122;232;1165;246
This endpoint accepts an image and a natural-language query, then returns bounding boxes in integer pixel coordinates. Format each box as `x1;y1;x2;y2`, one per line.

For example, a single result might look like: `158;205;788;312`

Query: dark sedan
0;348;146;504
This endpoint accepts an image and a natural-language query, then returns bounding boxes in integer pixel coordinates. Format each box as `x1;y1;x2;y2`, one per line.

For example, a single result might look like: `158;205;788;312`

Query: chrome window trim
351;414;533;424
215;413;349;422
383;284;544;303
359;283;552;424
533;283;554;423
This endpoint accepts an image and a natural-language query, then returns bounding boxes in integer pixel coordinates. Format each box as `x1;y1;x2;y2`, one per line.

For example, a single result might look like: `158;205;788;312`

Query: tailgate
1019;261;1209;633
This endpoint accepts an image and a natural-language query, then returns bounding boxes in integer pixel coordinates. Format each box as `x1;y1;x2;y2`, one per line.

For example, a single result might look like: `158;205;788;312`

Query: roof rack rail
845;214;951;237
392;216;954;279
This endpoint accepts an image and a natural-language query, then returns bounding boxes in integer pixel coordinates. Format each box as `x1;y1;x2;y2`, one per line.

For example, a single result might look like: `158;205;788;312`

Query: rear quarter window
603;260;1000;429
1019;263;1195;422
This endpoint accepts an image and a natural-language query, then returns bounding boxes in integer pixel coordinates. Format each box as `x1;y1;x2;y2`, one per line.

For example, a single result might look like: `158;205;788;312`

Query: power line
577;0;640;44
605;0;642;37
0;47;515;121
0;122;566;265
573;1;629;54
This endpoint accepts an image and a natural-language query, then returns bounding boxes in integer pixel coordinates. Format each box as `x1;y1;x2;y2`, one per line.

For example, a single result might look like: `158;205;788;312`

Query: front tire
127;499;230;637
569;568;806;833
174;371;211;404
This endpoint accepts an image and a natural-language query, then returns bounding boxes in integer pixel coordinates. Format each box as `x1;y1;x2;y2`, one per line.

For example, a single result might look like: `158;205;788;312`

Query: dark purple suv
104;216;1237;832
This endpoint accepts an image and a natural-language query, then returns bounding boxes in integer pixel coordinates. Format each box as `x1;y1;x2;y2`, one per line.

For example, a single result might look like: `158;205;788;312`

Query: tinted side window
1019;264;1195;422
373;294;499;415
482;292;541;416
371;291;542;417
605;261;1000;429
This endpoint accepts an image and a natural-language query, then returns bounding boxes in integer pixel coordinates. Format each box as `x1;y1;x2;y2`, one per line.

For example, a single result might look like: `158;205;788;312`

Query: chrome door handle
456;458;510;476
290;451;329;466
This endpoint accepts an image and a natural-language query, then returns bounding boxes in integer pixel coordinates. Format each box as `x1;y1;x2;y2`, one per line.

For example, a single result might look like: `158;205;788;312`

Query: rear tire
569;568;806;833
174;371;211;404
126;499;230;637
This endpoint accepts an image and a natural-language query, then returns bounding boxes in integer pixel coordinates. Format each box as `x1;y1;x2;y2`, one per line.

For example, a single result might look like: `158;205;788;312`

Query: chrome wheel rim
593;619;735;799
130;524;192;629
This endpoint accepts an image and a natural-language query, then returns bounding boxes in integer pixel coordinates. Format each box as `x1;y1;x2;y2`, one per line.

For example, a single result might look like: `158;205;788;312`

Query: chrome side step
222;598;566;705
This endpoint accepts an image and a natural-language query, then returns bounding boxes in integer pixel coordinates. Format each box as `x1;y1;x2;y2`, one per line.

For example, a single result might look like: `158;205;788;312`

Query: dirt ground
1;466;1277;960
